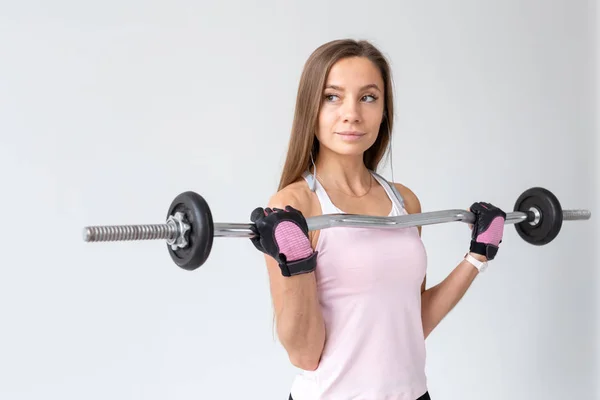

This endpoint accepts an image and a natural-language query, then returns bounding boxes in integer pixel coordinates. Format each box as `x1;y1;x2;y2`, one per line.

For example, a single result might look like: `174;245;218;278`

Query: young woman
249;39;506;400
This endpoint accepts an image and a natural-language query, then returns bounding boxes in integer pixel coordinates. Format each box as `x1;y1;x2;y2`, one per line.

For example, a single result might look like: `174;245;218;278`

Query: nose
341;100;361;124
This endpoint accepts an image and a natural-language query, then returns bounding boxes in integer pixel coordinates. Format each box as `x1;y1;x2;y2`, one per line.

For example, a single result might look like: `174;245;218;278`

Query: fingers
250;207;265;222
267;206;298;214
250;206;279;222
285;205;302;215
472;201;500;211
251;205;301;222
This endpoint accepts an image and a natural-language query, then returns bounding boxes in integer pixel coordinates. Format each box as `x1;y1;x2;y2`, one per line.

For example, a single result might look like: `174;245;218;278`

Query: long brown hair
277;39;395;191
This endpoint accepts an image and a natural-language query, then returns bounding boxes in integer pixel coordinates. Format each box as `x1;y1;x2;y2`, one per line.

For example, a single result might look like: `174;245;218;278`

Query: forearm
421;253;484;338
276;272;326;370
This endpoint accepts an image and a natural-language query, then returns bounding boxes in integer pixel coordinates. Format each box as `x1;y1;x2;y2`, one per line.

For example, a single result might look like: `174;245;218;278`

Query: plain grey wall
0;1;597;399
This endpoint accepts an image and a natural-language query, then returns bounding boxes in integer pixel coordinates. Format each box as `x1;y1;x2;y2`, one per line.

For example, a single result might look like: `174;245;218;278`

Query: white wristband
465;253;488;272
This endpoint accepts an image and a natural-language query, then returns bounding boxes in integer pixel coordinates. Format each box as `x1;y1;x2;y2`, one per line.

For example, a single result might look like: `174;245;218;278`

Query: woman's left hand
467;202;507;261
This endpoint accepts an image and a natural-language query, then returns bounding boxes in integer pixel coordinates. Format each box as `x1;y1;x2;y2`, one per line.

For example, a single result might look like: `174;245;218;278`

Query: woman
249;39;506;400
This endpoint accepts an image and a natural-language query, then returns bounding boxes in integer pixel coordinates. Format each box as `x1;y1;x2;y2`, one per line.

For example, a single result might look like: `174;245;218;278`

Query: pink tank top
289;171;429;400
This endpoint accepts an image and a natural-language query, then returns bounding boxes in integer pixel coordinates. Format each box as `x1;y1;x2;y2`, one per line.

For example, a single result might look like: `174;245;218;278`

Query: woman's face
316;56;385;157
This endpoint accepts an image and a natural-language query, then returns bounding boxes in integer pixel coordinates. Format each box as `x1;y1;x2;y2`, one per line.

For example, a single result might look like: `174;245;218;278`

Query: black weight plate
513;187;563;246
166;191;214;270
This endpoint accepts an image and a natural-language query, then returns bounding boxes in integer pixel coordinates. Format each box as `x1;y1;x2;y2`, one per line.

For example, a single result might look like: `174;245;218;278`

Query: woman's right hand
249;205;318;277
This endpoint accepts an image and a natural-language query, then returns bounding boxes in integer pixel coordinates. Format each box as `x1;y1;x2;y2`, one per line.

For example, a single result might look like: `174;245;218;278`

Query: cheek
366;106;384;124
319;107;336;125
317;109;337;136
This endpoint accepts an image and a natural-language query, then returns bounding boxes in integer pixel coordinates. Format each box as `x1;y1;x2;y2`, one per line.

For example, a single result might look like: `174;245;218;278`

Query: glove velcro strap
469;240;499;261
279;251;318;277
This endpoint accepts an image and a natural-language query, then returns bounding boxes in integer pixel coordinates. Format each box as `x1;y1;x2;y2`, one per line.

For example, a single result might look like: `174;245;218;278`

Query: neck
312;147;372;195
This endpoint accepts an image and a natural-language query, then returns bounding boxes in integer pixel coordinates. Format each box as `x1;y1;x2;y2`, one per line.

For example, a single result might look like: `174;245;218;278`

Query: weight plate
513;187;563;246
166;191;214;270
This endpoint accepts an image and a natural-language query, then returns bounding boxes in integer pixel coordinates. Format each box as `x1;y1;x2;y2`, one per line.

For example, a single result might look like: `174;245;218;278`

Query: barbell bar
82;187;591;271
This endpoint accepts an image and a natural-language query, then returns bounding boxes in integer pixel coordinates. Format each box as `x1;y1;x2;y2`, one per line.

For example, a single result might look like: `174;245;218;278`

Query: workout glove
469;202;506;261
249;205;318;277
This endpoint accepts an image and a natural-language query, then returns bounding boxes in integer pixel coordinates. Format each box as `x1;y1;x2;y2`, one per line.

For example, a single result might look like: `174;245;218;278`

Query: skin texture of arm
395;183;483;339
263;184;326;371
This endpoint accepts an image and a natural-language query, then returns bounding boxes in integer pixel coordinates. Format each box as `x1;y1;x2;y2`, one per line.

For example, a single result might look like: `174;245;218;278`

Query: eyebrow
325;83;382;92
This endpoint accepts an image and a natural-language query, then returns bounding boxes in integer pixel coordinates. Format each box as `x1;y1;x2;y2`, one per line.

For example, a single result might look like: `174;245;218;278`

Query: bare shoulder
267;179;316;218
393;182;422;215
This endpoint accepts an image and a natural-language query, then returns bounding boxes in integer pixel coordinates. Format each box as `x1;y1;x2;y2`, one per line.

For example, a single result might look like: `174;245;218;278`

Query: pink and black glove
249;206;318;277
469;202;506;261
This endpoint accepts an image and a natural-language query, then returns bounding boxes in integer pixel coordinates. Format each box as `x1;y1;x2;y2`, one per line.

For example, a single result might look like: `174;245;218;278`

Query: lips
336;131;366;137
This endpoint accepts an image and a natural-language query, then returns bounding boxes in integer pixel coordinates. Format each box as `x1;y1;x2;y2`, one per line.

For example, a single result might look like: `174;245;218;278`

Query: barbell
82;187;591;271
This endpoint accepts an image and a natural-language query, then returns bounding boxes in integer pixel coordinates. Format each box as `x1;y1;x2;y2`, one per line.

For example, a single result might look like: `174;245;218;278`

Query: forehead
326;57;383;87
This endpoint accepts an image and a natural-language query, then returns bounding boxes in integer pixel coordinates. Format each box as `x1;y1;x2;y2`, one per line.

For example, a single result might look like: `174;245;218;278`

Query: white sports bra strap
370;171;405;210
302;170;405;216
302;171;341;215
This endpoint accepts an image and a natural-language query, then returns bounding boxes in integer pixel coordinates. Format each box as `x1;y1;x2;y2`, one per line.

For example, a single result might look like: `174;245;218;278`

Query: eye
324;94;339;102
362;94;378;103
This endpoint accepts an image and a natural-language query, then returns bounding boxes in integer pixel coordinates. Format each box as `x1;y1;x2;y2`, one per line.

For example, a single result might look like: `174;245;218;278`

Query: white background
0;1;597;399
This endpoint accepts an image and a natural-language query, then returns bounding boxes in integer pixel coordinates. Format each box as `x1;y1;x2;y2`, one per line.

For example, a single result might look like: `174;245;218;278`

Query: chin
340;145;372;156
329;135;376;154
322;142;374;157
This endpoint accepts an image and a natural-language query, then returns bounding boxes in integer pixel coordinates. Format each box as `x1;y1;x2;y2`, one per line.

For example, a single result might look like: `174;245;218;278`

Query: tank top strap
302;170;405;215
302;170;342;215
369;171;405;213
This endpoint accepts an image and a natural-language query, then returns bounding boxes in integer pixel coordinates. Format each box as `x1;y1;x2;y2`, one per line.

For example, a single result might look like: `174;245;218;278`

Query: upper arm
394;183;426;293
